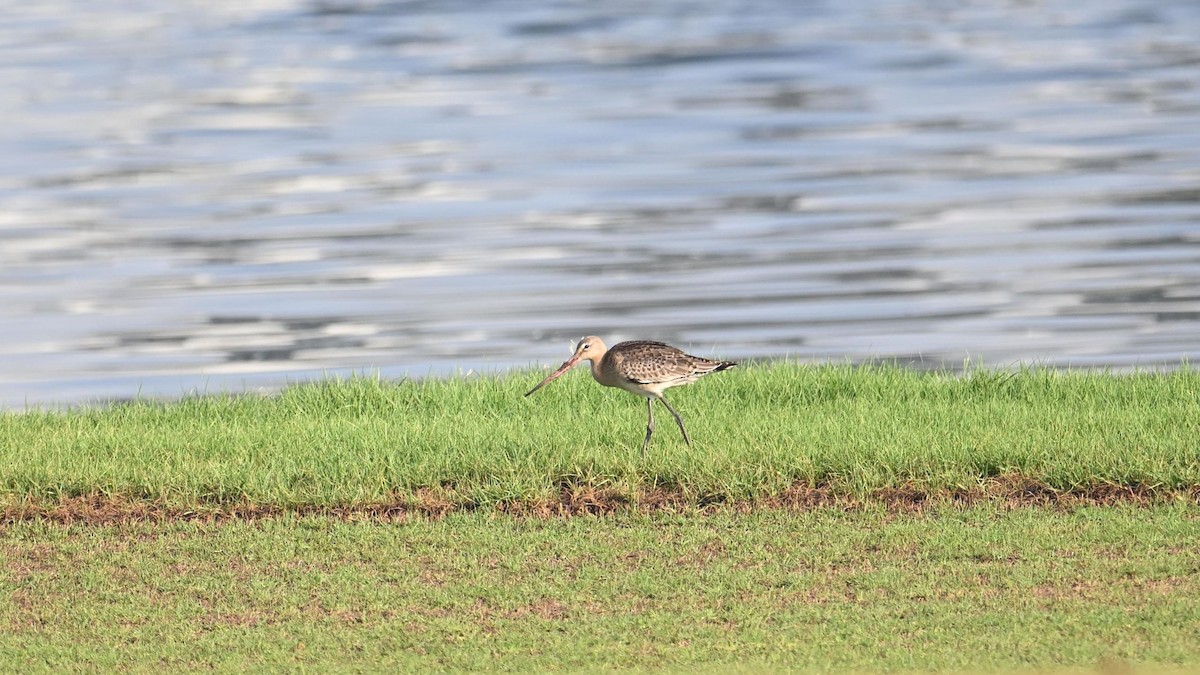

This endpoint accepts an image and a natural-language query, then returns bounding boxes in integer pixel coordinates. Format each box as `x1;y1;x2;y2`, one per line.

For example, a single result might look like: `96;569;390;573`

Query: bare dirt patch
1;474;1196;525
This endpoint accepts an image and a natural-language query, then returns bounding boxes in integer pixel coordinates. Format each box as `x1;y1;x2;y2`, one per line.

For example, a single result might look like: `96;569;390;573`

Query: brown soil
2;474;1196;526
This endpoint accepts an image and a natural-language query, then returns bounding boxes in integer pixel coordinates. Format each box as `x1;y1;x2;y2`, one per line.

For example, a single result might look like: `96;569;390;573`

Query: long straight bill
524;356;580;396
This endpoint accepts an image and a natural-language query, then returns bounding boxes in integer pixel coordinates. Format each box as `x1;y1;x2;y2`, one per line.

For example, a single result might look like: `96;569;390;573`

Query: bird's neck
587;352;617;387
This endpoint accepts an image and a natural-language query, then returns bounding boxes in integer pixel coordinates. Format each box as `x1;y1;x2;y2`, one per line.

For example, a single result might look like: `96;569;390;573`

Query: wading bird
525;336;736;453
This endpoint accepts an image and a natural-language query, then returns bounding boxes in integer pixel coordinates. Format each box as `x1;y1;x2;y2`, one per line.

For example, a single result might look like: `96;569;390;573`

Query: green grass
2;363;1198;510
3;364;1198;672
2;504;1198;672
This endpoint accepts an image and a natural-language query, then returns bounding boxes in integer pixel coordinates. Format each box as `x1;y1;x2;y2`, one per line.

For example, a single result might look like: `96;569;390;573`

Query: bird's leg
641;397;654;455
657;395;691;447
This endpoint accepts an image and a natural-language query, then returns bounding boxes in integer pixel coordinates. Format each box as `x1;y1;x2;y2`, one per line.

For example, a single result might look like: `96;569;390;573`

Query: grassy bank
3;505;1199;672
1;363;1198;512
4;365;1199;673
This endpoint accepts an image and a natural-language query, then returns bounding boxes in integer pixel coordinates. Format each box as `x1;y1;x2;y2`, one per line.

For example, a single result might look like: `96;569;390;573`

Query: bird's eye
581;344;590;350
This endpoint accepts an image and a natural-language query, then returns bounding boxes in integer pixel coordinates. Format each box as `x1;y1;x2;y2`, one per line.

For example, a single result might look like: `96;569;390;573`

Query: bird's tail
713;361;737;372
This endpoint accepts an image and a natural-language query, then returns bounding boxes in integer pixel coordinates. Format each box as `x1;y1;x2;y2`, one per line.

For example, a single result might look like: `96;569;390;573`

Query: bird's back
604;340;736;388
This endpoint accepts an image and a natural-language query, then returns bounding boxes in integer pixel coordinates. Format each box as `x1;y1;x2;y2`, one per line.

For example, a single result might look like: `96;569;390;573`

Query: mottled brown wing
609;340;733;385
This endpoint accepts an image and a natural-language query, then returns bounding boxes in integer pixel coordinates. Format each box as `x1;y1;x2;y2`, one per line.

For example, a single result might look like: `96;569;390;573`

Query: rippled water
2;0;1199;407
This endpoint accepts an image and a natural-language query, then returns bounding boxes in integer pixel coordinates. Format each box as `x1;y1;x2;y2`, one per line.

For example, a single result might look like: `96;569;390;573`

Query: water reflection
1;0;1199;407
